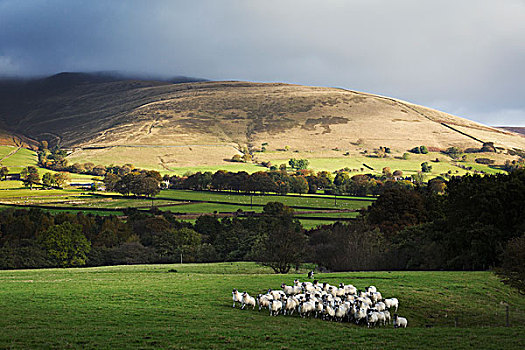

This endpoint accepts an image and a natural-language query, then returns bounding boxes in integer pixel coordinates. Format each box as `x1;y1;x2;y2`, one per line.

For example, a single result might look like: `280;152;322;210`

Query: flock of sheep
232;279;408;328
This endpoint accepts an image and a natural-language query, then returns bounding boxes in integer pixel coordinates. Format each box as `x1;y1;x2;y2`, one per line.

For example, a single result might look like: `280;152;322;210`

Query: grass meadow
0;263;523;349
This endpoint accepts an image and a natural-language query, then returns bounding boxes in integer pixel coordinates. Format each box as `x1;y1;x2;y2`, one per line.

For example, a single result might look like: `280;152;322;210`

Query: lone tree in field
0;166;8;180
253;202;306;273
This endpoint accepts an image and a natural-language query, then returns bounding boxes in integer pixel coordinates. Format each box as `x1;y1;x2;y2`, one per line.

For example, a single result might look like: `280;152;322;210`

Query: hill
0;73;524;170
496;126;525;137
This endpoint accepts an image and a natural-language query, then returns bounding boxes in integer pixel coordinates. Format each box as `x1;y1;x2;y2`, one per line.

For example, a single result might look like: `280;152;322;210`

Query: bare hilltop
1;73;523;169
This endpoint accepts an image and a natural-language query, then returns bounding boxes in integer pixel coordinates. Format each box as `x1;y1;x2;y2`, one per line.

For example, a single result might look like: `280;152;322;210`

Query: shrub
475;158;495;165
496;234;525;294
421;162;432;173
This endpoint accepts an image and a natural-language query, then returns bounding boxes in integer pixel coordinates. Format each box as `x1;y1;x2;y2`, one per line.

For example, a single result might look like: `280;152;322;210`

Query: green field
0;263;523;349
264;153;505;177
159;190;373;210
0;185;362;228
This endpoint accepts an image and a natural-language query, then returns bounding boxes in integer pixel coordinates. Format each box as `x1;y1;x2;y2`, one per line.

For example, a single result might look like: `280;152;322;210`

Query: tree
21;166;40;189
40;222;91;267
254;202;306;273
42;172;54;187
421;162;432;173
53;172;70;188
0;166;9;180
103;173;120;192
366;187;429;239
141;176;161;197
496;234;525;294
290;176;308;195
420;145;429;154
445;147;462;159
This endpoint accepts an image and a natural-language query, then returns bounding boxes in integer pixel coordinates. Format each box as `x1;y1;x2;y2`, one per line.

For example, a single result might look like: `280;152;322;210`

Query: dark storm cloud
0;0;524;125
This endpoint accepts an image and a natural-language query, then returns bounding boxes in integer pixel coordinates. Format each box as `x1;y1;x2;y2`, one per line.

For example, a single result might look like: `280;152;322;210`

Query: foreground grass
0;263;523;349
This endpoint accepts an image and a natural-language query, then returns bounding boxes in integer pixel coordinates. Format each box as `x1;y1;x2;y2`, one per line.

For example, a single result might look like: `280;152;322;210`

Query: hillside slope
1;73;524;168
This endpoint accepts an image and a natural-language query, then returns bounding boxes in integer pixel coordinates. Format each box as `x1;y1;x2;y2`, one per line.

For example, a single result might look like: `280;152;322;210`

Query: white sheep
283;296;299;316
383;310;392;324
314;301;324;318
376;311;387;326
268;289;285;300
374;301;386;312
369;291;382;303
257;294;272;311
366;286;377;293
354;308;367;325
298;301;316;318
393;314;408;328
269;299;283;316
323;304;336;320
366;311;379;328
241;292;256;310
334;305;347;322
281;283;295;295
232;288;243;308
302;282;316;293
339;283;357;295
384;298;399;312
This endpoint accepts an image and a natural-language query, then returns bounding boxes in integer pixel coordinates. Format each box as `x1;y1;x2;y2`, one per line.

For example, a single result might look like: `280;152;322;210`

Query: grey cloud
0;0;524;125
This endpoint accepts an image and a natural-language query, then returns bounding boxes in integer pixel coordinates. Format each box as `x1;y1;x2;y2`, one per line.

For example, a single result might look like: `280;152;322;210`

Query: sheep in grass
232;289;243;308
283;296;299;316
314;301;324;318
366;311;379;328
281;283;296;295
323;304;336;321
376;311;387;326
393;314;408;328
354;308;367;325
257;294;272;311
374;301;386;312
269;299;283;316
366;286;377;293
298;301;316;318
383;310;392;324
384;298;399;312
334;305;347;322
369;291;383;303
339;283;357;295
268;289;285;300
241;292;256;310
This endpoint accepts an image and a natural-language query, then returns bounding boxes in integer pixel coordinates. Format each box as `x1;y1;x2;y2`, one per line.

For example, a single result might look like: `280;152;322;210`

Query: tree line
2;170;523;293
164;169;438;197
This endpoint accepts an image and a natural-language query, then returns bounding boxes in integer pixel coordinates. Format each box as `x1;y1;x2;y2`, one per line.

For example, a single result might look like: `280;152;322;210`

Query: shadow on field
319;276;395;280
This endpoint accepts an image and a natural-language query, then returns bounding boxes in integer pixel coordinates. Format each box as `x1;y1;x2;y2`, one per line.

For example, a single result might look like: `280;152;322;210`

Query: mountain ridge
0;73;523;168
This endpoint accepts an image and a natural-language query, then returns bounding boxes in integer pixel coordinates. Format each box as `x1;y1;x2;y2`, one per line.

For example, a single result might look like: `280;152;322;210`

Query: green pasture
159;190;373;210
0;263;523;349
299;219;338;229
266;153;504;177
159;202;264;214
169;163;267;176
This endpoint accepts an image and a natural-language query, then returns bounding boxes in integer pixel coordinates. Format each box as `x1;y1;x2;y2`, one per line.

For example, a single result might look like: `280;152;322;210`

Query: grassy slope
0;263;523;349
159;190;374;210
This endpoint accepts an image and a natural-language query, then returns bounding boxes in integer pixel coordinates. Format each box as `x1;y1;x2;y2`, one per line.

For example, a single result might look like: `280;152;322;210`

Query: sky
0;0;524;126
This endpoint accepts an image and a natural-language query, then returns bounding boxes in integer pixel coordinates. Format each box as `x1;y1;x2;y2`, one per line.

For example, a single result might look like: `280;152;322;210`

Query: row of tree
165;169;430;196
103;170;162;197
